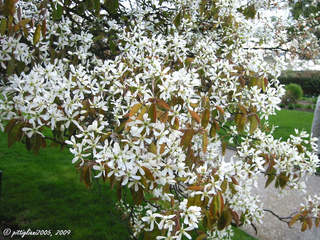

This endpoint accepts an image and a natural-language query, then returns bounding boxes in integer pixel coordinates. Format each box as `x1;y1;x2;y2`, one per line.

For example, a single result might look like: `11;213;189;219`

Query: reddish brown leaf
117;183;123;201
237;104;247;115
172;116;179;130
188;108;201;124
132;186;144;206
109;174;116;190
307;217;313;229
159;111;169;123
201;108;210;128
148;103;157;123
41;19;46;37
5;118;18;133
186;186;204;191
180;129;194;149
196;234;207;240
316;218;320;228
33;133;42;155
82;165;92;189
202;133;208;154
128;103;143;117
228;207;240;227
142;166;155;181
148;98;171;110
215;106;225;116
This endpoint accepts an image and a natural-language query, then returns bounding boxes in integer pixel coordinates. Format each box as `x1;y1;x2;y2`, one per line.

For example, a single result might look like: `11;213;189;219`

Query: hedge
278;71;320;96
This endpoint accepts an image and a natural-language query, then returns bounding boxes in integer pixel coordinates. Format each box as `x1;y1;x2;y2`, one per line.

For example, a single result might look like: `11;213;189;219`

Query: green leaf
3;0;16;17
22;26;29;38
174;11;182;28
7;58;15;77
222;141;227;156
0;18;7;35
209;120;219;137
210;194;221;218
106;0;119;15
52;3;64;20
243;4;256;19
16;61;25;74
218;210;232;231
301;219;308;232
109;38;117;55
265;174;276;188
279;174;288;189
33;24;41;45
13;19;30;32
249;115;259;134
171;116;179;130
93;0;101;16
237;115;247;134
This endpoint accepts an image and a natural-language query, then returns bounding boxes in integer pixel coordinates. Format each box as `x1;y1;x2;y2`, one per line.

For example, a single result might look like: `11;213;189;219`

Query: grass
0;130;256;240
266;109;314;141
0;132;131;240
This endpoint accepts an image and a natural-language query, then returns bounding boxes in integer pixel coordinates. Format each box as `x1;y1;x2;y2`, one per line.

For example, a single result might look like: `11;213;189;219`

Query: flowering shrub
1;0;320;239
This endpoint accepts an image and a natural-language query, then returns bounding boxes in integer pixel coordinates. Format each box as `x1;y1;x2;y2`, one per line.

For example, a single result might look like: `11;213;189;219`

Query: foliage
287;0;320;58
290;0;320;19
279;103;286;108
278;72;320;96
288;102;295;109
284;83;303;104
0;0;319;239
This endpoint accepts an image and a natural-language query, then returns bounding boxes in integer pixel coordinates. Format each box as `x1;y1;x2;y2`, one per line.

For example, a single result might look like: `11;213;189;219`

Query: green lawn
266;109;314;141
0;132;131;240
0;131;256;239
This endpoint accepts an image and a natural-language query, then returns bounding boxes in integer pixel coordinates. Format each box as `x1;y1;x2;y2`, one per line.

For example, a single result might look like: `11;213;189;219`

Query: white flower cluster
301;195;320;218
